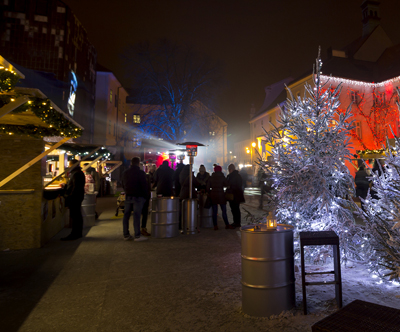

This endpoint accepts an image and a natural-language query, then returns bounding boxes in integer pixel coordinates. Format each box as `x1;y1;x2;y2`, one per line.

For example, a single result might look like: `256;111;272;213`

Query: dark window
14;0;26;12
36;0;48;15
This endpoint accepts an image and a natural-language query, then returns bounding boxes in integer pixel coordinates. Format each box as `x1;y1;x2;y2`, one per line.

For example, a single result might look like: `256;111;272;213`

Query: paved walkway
0;192;323;332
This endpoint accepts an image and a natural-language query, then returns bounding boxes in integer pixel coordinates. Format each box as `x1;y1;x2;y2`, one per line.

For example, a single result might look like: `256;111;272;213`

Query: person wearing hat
206;165;235;230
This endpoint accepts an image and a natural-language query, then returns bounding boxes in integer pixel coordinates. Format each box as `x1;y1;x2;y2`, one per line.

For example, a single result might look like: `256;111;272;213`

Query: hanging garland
0;68;19;92
0;68;82;138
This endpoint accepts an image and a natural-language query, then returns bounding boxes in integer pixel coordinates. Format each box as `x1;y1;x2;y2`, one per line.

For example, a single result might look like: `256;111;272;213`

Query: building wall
94;71;128;148
0;136;45;250
0;0;97;143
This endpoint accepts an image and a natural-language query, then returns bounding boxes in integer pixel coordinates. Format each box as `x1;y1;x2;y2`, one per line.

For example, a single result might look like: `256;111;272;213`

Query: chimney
361;0;381;37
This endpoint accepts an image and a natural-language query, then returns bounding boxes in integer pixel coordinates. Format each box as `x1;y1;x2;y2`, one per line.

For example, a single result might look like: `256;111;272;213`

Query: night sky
63;0;400;145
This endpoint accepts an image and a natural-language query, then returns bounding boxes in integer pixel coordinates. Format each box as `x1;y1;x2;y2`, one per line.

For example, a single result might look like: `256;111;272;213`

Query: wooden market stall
0;57;84;250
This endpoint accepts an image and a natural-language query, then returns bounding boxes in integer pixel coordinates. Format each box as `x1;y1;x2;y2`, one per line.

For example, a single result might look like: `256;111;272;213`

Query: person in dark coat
206;165;235;230
196;164;210;192
179;165;200;200
122;157;149;241
140;164;156;237
173;162;185;197
239;167;248;190
227;164;245;228
153;160;174;196
62;159;86;241
355;165;371;211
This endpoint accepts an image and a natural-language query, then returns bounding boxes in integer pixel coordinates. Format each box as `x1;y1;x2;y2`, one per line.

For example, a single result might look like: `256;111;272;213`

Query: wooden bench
312;299;400;332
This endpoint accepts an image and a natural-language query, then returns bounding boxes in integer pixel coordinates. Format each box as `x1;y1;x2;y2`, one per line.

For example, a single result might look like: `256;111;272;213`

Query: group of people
61;157;247;242
122;158;246;239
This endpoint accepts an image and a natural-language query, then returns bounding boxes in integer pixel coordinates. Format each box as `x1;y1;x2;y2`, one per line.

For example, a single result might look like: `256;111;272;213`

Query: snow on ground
237;190;400;329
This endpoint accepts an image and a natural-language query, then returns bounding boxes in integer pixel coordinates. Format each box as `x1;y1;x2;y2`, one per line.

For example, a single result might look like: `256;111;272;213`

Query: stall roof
57;143;110;159
0;87;83;130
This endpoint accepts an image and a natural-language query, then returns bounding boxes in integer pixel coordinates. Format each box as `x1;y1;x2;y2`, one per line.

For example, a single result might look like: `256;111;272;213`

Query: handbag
225;188;234;201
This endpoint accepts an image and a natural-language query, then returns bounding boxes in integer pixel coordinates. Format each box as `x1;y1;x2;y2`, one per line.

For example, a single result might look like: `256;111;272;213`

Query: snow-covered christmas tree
357;89;400;280
260;51;356;247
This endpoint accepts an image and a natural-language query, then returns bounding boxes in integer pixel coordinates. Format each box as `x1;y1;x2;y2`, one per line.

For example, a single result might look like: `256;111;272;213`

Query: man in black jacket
62;159;85;241
227;164;245;228
122;157;149;241
153;160;174;196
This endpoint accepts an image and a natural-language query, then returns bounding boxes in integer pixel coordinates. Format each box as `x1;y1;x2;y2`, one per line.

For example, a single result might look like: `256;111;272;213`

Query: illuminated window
354;121;362;139
109;90;113;103
209;131;215;136
351;90;359;104
124;114;127;123
133;114;141;124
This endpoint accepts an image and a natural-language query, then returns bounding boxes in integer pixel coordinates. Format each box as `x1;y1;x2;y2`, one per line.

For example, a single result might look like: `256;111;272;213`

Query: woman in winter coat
196;164;210;192
206;165;235;230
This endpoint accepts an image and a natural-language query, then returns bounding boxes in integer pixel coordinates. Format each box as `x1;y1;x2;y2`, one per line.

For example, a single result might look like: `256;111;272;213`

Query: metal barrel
82;193;96;227
241;224;295;317
151;197;179;238
198;193;213;228
182;198;198;234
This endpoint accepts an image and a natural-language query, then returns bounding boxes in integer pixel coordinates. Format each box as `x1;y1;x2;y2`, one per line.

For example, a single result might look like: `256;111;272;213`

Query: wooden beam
81;155;103;172
0;95;30;119
44;146;102;187
0;136;71;188
104;161;122;176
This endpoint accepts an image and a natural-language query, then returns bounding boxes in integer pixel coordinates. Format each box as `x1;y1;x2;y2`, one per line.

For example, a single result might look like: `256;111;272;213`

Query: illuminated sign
68;71;78;116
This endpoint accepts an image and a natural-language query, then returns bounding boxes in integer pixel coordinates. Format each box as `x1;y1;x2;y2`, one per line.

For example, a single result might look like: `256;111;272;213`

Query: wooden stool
300;231;342;315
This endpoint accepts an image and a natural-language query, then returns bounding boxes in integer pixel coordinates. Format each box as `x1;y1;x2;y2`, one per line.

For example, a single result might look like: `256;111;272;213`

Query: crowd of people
120;158;247;240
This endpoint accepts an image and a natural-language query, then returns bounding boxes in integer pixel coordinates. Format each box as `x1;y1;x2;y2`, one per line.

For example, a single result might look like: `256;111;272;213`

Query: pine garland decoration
0;68;82;138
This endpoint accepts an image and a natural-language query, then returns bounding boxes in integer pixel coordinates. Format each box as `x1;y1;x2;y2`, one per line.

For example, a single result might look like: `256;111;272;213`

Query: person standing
140;164;156;237
122;157;149;241
179;164;200;200
227;164;245;228
62;159;85;241
239;167;248;191
153;160;174;196
206;165;235;230
173;162;185;197
355;165;371;211
196;164;210;192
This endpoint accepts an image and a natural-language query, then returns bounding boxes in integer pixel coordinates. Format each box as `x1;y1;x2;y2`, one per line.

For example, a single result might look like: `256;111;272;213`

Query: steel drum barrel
151;197;179;238
241;224;295;317
82;193;96;227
